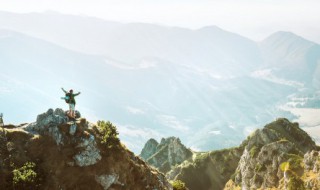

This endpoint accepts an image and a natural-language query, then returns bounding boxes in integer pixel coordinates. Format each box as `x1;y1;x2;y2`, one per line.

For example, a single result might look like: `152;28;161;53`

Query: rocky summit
140;137;193;174
0;108;172;190
225;118;320;190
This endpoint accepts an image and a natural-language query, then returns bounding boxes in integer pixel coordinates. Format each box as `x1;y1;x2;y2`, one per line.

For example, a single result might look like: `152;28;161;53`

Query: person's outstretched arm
74;92;81;96
61;87;67;93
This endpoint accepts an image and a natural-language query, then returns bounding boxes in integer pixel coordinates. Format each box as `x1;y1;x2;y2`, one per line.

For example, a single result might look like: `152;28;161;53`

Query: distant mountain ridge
1;11;320;154
260;31;320;87
0;11;262;76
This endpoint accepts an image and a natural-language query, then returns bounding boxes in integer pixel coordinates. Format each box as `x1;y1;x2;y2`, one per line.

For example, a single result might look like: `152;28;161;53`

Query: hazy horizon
1;1;320;153
0;0;320;43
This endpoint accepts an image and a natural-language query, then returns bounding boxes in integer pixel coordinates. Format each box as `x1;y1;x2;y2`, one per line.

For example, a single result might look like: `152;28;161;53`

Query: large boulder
73;134;101;167
25;108;101;166
25;108;68;145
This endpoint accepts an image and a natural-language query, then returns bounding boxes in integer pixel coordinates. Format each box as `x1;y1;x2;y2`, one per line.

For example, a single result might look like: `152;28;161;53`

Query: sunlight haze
0;0;319;42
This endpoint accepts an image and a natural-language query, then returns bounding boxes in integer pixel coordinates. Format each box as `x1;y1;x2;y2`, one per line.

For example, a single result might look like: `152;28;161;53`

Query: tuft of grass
280;162;290;172
278;137;288;142
171;180;187;190
250;146;259;158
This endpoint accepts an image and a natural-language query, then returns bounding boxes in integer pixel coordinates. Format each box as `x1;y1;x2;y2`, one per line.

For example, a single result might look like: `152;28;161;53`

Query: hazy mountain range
0;11;319;153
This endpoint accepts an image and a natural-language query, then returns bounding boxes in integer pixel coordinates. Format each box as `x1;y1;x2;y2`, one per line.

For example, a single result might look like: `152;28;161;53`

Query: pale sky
0;0;320;42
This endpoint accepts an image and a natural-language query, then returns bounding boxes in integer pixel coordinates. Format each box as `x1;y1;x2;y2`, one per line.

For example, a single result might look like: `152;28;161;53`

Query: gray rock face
140;138;159;160
95;174;119;190
241;118;317;153
25;108;68;145
167;138;191;166
37;108;67;126
69;124;77;136
25;108;102;167
73;135;101;167
236;141;297;189
304;150;320;173
303;150;320;189
141;137;193;174
75;110;81;118
233;119;318;189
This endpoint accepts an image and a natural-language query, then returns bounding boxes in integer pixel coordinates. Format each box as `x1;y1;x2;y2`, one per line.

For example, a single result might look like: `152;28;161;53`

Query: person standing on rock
61;88;80;118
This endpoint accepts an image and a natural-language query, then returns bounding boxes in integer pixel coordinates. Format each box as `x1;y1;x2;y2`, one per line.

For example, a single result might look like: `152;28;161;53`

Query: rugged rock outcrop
225;118;319;190
140;138;159;160
235;140;300;189
140;137;243;190
302;150;320;189
140;137;193;174
0;108;172;190
25;108;101;167
150;118;320;190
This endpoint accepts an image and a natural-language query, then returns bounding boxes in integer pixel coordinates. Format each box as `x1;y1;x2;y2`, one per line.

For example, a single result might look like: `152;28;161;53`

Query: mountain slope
0;11;122;56
142;118;319;190
225;118;319;189
260;31;320;87
0;108;172;189
167;147;243;190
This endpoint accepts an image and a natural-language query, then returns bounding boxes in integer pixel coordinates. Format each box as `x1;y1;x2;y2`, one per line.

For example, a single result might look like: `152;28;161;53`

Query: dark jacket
66;92;80;105
62;88;80;105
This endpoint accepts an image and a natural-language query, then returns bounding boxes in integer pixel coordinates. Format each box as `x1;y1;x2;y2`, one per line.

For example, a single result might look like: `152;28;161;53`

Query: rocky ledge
0;108;172;190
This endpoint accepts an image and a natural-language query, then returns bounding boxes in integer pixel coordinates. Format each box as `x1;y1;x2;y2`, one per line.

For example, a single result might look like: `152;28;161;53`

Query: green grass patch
250;146;259;158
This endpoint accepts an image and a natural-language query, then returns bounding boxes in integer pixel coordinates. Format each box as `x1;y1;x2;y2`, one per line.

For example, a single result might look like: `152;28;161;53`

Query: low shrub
171;180;187;190
97;120;120;148
13;162;41;189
